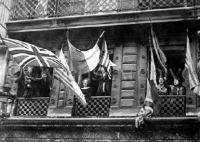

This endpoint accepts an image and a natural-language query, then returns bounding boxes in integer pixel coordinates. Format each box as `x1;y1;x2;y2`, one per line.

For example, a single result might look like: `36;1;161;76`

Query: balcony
10;0;198;20
6;0;200;33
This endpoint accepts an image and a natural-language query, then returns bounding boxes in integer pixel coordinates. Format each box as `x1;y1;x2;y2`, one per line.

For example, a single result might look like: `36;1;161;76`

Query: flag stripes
99;40;115;79
150;47;157;87
54;66;86;106
54;48;87;106
54;68;74;90
185;33;200;96
151;26;167;74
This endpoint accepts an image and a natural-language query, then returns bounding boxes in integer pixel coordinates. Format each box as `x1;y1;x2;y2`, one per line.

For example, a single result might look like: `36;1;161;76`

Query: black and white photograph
0;0;200;141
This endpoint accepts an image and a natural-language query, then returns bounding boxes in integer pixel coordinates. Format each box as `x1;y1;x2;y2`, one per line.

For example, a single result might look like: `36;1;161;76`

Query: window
2;57;53;117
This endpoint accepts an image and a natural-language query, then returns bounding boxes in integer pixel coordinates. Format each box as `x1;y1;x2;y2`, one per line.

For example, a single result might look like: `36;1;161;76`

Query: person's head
174;79;179;86
98;66;107;77
41;68;47;78
158;77;164;85
82;78;89;88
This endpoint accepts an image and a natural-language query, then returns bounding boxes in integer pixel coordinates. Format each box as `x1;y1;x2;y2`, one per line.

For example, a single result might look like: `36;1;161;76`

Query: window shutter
110;42;147;116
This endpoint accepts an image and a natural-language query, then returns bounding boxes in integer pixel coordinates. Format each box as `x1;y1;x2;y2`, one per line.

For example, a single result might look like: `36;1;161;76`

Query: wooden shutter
47;51;74;117
110;42;147;117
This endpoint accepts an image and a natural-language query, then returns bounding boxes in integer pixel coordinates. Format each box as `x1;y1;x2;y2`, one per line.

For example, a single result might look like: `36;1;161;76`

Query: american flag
185;33;200;96
68;39;100;74
35;0;48;17
3;38;63;68
151;25;167;74
99;39;115;79
54;48;87;106
150;47;157;87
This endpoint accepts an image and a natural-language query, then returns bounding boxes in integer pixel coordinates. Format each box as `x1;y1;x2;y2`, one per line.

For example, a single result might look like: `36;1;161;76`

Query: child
81;78;92;98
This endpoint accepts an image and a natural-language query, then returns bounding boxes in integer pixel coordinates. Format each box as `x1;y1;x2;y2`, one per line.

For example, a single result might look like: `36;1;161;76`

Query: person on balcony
23;67;51;98
81;78;92;99
92;65;110;96
157;77;170;95
157;69;170;95
169;68;186;95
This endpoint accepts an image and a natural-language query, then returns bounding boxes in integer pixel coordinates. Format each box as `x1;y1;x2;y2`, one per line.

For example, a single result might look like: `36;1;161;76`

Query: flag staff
95;30;106;45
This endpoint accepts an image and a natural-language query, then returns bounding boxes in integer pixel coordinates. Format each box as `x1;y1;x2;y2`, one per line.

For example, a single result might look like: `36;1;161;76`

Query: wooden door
110;41;147;116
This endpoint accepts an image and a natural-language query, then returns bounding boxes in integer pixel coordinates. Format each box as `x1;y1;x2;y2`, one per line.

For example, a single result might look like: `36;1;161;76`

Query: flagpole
66;30;73;74
95;31;106;45
149;19;167;76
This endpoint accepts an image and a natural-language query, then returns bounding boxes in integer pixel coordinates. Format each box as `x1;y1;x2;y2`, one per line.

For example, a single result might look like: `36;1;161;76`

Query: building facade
1;0;200;141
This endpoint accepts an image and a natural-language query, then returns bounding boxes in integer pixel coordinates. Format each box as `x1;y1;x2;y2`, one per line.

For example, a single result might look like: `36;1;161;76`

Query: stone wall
0;123;199;142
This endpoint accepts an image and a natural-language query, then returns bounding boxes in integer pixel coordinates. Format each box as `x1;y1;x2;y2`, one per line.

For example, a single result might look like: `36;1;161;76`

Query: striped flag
68;38;100;74
144;46;160;116
99;39;116;79
3;38;63;68
144;79;154;115
151;25;167;74
185;33;200;96
144;79;159;115
35;0;48;17
54;48;87;106
135;79;159;128
150;47;157;87
136;46;160;127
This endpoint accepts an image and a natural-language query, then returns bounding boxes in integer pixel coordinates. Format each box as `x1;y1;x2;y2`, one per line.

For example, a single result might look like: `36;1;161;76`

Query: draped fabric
151;25;167;75
54;48;87;106
68;40;100;74
98;39;115;79
150;47;157;87
185;33;200;96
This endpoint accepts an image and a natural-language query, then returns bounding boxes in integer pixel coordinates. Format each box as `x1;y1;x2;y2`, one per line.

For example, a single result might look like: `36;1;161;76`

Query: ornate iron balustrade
10;0;57;20
158;95;186;117
10;0;198;20
73;96;111;117
15;97;49;116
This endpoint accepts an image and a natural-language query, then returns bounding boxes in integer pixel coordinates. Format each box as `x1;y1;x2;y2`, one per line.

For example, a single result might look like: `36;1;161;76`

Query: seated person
81;78;92;98
157;77;169;95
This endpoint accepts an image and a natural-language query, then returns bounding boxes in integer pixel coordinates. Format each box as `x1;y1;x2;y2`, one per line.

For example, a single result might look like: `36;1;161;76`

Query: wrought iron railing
73;96;111;117
15;97;49;116
158;95;186;117
10;0;199;20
